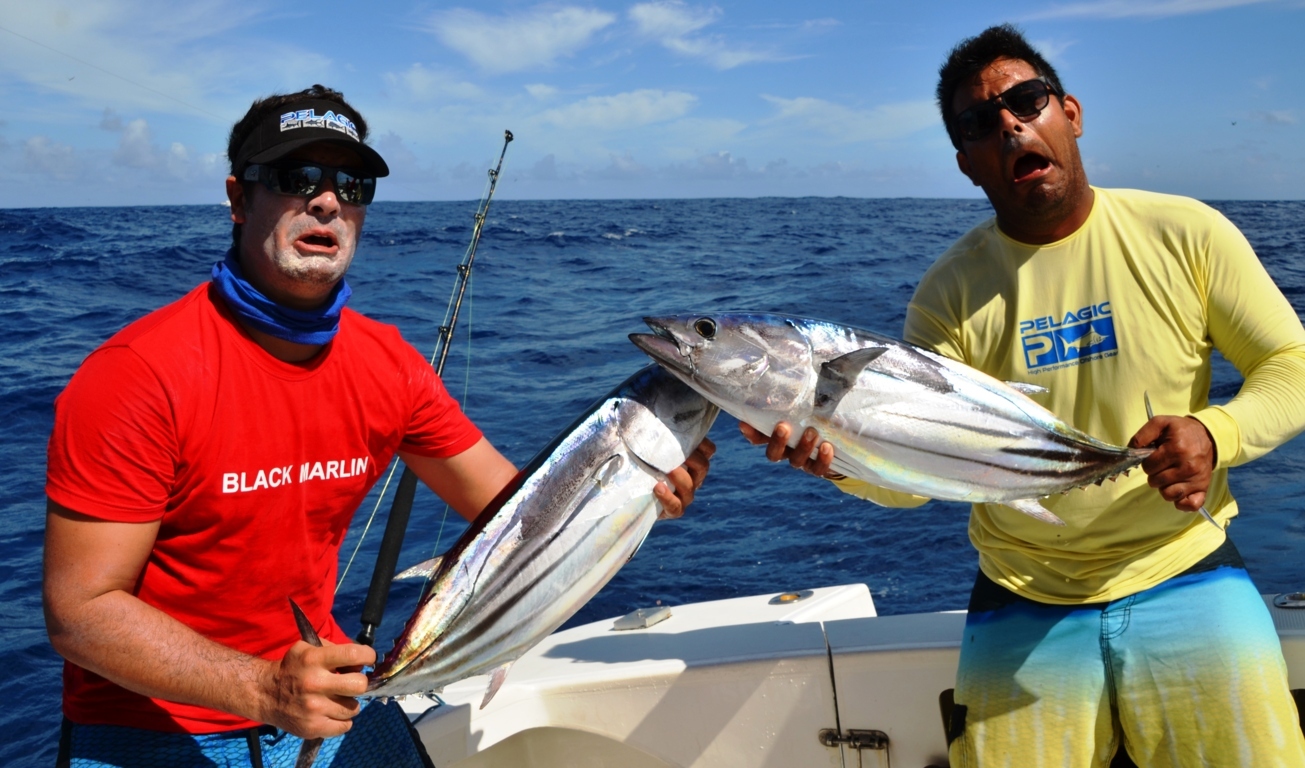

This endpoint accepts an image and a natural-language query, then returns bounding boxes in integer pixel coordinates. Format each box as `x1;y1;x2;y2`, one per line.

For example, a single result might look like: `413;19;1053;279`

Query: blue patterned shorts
57;698;434;768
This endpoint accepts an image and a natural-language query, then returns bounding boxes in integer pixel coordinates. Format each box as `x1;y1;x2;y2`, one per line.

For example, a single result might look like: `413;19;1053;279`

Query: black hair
226;85;369;247
936;24;1064;150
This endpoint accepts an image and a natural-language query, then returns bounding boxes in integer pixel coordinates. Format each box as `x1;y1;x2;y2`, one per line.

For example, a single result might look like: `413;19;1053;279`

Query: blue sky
1;0;1301;207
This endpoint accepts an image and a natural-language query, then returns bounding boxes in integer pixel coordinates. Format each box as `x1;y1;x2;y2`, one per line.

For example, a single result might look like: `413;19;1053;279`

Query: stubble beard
268;219;355;288
995;134;1088;230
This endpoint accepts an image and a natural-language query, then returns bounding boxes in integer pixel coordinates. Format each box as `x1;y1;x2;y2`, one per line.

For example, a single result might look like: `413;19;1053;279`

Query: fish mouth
630;318;696;376
629;331;693;377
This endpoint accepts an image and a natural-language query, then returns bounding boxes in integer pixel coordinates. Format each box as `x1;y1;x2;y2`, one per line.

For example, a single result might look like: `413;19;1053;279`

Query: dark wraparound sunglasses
954;77;1062;143
242;163;377;206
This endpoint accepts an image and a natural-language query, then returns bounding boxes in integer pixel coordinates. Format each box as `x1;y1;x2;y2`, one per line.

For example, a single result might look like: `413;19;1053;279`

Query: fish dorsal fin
393;556;444;582
1001;498;1066;526
834;344;955;397
480;663;513;709
1005;381;1048;395
814;347;889;412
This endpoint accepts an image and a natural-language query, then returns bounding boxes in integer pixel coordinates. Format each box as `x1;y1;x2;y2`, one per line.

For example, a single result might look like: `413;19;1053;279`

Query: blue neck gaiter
210;249;351;346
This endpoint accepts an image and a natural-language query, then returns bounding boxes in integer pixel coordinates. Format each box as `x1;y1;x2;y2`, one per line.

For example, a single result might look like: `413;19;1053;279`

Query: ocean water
2;197;1303;765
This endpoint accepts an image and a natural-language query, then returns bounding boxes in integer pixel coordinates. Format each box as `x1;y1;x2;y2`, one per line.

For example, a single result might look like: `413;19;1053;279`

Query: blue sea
3;198;1303;765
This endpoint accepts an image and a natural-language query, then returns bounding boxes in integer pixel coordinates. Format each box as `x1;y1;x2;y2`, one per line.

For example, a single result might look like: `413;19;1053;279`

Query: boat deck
399;584;1305;767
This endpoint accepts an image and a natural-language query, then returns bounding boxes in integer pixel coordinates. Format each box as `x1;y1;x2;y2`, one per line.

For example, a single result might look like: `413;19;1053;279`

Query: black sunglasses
954;77;1062;143
242;163;377;206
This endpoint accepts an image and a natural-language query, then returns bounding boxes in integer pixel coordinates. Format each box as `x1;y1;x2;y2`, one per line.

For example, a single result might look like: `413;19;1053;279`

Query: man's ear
955;150;979;186
1061;94;1084;139
225;176;246;224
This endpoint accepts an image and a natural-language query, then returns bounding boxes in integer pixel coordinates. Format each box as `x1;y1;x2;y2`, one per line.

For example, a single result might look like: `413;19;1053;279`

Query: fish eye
693;317;717;339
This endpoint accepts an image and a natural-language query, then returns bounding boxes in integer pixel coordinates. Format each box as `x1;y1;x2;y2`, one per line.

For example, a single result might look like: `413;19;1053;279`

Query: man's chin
278;249;352;280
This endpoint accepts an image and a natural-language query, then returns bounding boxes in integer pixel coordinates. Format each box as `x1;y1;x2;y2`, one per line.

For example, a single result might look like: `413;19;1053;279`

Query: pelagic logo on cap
279;109;359;140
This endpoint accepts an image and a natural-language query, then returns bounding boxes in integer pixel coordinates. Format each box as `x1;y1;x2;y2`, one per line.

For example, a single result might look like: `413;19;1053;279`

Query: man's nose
307;179;341;217
996;104;1026;135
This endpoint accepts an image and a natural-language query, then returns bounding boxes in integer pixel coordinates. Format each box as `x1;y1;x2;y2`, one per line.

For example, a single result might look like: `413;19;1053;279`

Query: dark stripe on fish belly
867;434;1079;479
997;446;1090;464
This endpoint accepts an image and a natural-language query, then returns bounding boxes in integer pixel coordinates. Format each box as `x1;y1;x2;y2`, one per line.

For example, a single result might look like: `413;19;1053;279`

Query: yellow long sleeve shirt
835;187;1305;603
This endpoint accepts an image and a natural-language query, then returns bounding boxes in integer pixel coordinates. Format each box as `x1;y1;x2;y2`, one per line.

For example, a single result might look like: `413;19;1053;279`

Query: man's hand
654;438;717;519
739;422;838;478
1129;415;1216;513
259;639;376;739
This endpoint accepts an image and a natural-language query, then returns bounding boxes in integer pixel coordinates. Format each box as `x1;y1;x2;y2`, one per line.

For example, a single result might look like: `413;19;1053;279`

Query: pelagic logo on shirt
221;456;370;494
1019;301;1118;373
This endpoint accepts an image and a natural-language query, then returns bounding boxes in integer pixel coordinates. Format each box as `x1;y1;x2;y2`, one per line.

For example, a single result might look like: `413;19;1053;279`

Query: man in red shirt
44;84;713;767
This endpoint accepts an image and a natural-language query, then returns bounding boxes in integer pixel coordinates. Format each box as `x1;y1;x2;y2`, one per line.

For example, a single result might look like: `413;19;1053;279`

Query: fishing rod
355;129;514;647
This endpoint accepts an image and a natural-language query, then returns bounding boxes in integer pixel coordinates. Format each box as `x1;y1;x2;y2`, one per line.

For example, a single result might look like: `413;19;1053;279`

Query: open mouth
630;319;695;376
298;232;334;246
297;231;338;251
1011;152;1051;184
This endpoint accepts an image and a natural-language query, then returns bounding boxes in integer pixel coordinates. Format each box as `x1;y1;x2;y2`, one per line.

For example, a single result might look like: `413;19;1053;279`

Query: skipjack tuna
364;365;718;704
631;313;1151;526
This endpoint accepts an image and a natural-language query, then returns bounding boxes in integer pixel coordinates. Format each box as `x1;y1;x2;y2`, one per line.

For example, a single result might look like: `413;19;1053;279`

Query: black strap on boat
355;129;513;647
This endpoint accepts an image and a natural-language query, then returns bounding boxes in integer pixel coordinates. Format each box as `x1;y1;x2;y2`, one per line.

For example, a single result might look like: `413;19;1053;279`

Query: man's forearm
46;587;274;724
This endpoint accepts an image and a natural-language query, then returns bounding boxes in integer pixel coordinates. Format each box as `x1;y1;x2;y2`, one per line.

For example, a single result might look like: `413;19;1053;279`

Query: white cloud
536;89;697;130
525;83;559;100
114;118;158;168
0;1;330;122
1026;0;1273;19
1250;110;1298;125
384;64;484;103
630;1;719;37
99;108;124;132
428;6;616;74
1031;38;1076;63
629;1;781;69
21;136;78;179
105;116;220;179
762;96;938;143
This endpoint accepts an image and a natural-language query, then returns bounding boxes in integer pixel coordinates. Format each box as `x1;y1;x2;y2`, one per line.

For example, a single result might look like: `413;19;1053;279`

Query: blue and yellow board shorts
948;539;1305;768
57;697;434;768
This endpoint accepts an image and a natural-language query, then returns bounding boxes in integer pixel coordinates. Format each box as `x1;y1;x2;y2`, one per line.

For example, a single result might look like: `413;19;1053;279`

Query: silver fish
365;365;717;704
630;313;1151;525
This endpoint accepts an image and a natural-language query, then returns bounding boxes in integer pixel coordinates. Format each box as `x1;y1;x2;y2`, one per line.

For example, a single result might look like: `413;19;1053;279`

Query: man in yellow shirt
745;24;1305;767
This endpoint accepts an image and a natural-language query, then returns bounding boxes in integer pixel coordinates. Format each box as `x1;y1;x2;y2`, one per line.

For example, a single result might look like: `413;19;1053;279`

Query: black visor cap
232;98;389;177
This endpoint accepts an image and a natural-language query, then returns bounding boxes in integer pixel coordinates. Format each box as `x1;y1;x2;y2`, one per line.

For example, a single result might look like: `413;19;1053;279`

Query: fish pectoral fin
623;430;685;476
1005;381;1048;395
393;556;444;582
480;663;513;709
1002;498;1066;526
814;347;888;411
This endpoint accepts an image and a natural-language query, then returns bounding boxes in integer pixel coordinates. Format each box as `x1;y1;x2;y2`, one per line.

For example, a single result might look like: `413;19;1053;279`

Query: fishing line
431;272;478;559
0;23;225;121
348;131;514;647
335;150;501;595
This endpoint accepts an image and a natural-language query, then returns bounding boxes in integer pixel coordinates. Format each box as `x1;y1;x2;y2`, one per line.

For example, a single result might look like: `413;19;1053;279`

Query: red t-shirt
46;283;483;733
